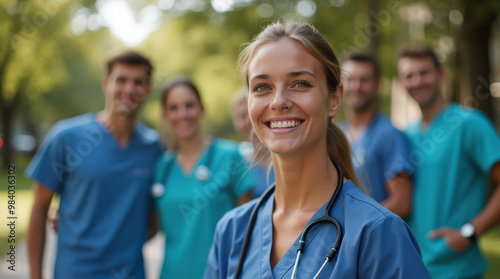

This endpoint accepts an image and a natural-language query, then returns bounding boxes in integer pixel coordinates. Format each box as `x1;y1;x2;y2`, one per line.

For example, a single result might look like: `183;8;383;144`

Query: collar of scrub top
351;113;380;168
234;162;344;279
150;138;217;198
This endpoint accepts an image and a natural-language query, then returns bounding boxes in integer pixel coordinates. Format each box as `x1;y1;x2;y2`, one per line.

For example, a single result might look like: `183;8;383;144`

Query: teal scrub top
153;138;256;279
405;103;500;279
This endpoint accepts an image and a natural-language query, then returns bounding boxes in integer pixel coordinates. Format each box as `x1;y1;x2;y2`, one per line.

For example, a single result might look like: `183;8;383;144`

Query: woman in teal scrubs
204;21;431;278
153;77;255;279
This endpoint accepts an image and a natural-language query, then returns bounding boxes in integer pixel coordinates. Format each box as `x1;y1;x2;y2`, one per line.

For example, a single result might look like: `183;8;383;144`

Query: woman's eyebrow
249;71;318;83
287;70;318;81
249;74;270;83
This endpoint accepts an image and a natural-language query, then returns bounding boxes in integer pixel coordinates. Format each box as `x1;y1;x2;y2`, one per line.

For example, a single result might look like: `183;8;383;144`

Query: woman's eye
168;105;177;112
294;81;311;89
253;84;271;92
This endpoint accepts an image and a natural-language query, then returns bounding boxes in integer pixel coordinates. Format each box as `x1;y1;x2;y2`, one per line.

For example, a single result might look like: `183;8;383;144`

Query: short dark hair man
26;51;162;279
340;51;413;218
397;44;500;279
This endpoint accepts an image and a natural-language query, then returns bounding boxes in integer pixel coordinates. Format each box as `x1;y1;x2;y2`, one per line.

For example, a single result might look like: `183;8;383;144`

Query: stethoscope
234;163;344;279
150;139;217;198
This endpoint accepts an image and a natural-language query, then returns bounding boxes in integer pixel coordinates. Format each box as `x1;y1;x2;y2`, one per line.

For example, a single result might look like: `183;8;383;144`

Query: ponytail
327;121;364;192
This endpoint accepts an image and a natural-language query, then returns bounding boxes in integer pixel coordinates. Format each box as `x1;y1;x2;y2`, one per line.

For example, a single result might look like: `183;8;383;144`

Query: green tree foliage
2;0;499;166
0;0;73;167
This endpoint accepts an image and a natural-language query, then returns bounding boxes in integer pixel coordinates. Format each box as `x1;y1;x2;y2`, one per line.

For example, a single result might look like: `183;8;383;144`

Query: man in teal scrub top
396;44;500;279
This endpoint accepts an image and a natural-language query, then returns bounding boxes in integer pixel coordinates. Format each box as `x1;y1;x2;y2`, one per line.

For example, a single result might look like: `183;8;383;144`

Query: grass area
0;156;33;255
0;155;33;191
0;156;59;256
481;225;500;279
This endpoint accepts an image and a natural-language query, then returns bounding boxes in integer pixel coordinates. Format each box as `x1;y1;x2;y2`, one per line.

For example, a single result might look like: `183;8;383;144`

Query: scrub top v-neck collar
416;103;453;134
94;113;139;152
259;191;341;278
350;113;380;157
174;138;213;178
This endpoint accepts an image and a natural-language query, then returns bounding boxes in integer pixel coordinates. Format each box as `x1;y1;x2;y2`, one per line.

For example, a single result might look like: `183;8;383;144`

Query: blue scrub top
26;113;162;279
405;103;500;278
204;180;431;278
237;141;275;198
250;163;275;198
340;113;414;202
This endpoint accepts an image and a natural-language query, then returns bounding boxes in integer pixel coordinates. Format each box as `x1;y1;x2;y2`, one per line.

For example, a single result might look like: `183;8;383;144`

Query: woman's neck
175;134;208;173
271;142;339;215
177;134;207;156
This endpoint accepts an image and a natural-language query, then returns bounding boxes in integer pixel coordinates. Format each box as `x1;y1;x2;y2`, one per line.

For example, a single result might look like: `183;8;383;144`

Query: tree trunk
460;0;497;120
0;105;13;168
0;86;24;168
367;0;380;54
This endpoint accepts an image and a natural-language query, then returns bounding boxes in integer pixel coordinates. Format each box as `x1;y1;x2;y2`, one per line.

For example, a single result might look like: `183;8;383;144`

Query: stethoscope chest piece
195;165;211;182
151;182;165;198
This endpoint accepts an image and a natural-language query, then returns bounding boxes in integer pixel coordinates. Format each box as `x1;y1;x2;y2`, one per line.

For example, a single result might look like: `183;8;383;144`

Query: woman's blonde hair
237;21;362;189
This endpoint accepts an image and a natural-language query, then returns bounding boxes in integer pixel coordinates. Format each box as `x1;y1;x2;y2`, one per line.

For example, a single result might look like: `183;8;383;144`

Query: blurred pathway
0;225;165;279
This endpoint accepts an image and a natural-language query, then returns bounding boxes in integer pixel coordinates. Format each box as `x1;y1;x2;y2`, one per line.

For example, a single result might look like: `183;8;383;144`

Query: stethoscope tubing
234;163;344;279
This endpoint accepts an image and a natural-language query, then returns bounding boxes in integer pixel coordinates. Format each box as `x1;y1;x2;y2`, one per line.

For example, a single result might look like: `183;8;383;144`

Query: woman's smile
247;38;338;154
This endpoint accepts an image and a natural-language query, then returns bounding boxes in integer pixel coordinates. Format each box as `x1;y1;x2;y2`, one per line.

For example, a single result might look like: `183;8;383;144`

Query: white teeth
270;120;301;129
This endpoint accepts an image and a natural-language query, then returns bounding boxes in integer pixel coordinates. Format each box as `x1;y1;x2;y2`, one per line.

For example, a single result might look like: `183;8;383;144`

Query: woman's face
164;85;204;140
247;38;342;155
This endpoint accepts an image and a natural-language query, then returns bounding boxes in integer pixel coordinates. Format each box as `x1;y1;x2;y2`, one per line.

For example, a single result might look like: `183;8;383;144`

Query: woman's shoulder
213;137;239;152
212;138;246;161
342;181;404;229
215;198;259;236
155;150;176;167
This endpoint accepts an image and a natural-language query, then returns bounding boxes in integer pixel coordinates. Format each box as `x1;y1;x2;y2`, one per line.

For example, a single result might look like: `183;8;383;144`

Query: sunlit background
2;0;500;152
1;0;500;278
1;1;500;171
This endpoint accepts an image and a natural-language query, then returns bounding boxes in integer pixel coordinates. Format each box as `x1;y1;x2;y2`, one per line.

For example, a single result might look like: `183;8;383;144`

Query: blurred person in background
339;51;413;218
152;76;255;279
26;50;162;279
397;44;500;279
231;89;275;198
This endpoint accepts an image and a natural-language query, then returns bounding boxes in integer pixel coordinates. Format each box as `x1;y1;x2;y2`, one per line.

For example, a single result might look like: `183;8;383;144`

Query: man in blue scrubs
397;44;500;279
340;51;413;218
26;51;162;279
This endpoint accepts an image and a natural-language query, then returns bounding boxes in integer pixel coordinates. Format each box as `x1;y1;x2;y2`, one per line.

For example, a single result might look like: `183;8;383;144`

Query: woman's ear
328;84;343;118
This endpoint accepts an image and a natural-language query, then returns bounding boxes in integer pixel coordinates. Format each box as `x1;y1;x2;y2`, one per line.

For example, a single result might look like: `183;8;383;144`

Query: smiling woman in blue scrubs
153;77;255;279
204;21;431;279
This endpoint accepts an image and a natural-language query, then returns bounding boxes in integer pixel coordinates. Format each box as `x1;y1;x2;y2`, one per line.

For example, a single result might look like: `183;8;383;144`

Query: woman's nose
269;88;292;112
